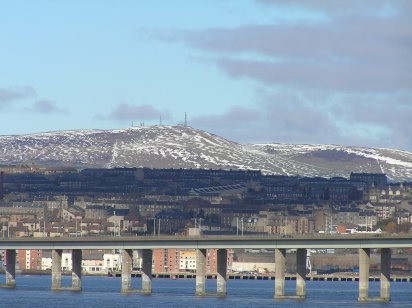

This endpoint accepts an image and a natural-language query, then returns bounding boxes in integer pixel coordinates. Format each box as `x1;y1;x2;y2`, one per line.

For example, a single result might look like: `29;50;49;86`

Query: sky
0;0;411;150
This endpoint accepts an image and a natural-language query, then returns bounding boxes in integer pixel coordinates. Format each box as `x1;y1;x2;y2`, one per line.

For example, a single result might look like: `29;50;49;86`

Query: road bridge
1;234;411;302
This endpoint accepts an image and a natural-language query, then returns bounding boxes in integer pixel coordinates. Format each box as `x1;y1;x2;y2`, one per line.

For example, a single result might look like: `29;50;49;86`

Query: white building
41;250;142;272
41;251;72;270
231;262;275;273
179;250;196;271
103;252;120;271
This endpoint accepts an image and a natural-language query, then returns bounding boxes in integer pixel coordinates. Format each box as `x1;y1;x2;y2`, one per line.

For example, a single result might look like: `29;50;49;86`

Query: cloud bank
0;86;66;116
151;0;412;150
98;103;170;123
30;100;67;114
0;86;36;109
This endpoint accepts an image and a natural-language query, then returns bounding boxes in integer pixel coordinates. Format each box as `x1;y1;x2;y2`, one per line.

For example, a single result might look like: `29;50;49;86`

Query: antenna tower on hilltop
184;112;187;127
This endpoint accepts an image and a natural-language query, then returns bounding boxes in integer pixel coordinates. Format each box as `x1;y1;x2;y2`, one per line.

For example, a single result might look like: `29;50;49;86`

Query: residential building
374;203;396;220
179;250;196;271
17;249;42;270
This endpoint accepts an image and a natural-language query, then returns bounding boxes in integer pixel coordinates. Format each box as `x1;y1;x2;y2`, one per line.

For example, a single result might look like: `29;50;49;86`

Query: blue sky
1;0;411;150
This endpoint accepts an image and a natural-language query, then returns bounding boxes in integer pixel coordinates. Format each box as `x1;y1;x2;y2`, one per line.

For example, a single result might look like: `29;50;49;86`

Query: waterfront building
152;248;232;274
231;261;275;273
82;251;104;272
103;252;121;271
17;249;42;270
153;249;180;273
179;250;196;271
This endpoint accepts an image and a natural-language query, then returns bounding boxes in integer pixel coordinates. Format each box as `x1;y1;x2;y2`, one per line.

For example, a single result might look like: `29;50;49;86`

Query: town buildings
0;167;410;239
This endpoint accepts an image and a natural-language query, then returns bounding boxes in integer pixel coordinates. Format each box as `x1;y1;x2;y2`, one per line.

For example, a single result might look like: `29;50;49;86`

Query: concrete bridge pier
71;249;82;291
358;248;370;302
274;248;286;298
380;248;391;302
121;249;133;292
296;248;307;299
121;249;153;293
52;249;62;290
195;249;207;296
274;248;306;300
2;249;16;288
217;249;227;296
141;249;153;294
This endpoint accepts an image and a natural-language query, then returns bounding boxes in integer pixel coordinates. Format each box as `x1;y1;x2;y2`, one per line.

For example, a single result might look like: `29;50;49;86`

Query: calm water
0;275;411;307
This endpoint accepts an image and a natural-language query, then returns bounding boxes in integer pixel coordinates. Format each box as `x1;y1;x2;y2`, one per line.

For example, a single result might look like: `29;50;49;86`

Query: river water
0;275;411;307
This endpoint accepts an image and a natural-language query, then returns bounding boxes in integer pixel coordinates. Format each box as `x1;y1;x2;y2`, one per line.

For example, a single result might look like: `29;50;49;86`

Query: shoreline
3;269;411;282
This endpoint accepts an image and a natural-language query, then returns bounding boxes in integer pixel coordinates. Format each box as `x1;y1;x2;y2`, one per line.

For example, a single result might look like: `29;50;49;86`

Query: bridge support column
274;248;286;298
121;249;133;292
217;249;227;296
195;249;207;296
3;249;16;288
380;248;391;302
296;248;307;299
52;249;62;290
358;248;370;302
141;249;152;293
71;249;82;291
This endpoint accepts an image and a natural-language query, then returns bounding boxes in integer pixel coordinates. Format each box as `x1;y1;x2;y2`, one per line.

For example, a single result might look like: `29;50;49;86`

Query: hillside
0;126;411;181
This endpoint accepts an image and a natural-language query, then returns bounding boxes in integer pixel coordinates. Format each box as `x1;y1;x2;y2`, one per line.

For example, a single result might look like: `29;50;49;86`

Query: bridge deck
0;235;411;250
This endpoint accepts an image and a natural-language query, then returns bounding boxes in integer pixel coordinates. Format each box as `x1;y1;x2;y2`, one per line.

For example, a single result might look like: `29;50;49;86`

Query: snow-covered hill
1;126;411;181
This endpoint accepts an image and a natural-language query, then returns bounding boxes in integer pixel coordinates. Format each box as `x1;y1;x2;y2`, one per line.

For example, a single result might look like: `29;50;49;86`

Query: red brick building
17;249;43;270
153;248;233;274
153;248;181;273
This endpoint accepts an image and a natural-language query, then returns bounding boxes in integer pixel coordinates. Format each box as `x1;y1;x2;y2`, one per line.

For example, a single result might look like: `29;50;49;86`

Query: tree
385;222;397;234
375;218;393;230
